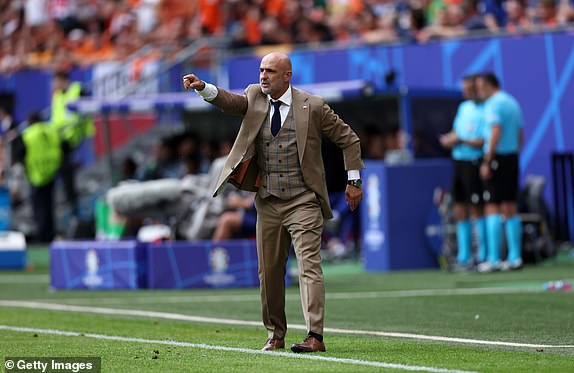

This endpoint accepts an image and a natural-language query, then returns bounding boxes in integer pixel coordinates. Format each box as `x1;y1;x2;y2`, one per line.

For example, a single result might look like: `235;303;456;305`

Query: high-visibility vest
22;122;62;187
51;82;95;147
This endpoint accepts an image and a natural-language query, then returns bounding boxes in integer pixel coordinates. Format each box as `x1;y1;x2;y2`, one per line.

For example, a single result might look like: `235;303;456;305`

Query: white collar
268;86;292;106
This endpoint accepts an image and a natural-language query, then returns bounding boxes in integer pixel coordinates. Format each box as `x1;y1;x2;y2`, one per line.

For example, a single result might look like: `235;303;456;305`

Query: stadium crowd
1;0;574;74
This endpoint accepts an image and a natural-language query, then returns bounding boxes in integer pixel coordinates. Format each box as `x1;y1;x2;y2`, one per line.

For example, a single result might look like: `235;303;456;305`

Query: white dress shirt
195;83;360;181
268;86;292;129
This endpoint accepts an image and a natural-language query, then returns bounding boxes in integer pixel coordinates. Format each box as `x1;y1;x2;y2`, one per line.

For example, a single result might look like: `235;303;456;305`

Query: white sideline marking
36;287;542;305
1;300;573;349
0;325;477;373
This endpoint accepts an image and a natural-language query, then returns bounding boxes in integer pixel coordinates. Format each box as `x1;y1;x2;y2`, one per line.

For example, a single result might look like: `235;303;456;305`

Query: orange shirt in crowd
265;0;285;17
158;0;196;23
199;0;223;34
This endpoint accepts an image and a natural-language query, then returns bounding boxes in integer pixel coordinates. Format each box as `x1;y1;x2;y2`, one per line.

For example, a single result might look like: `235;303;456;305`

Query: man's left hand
480;162;492;180
345;185;363;211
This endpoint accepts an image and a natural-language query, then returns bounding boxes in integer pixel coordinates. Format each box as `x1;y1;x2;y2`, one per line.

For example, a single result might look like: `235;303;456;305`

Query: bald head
259;52;293;99
263;52;292;71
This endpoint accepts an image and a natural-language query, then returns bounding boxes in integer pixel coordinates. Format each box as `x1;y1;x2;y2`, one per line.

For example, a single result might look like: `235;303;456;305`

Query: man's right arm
183;74;248;116
483;102;502;162
196;83;218;101
484;124;501;162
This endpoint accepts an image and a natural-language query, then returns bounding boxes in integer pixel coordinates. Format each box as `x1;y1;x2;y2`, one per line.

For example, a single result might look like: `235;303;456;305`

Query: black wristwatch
347;179;362;188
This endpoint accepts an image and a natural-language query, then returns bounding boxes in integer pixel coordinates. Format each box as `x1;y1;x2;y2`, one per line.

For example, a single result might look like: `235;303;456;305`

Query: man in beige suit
183;52;364;353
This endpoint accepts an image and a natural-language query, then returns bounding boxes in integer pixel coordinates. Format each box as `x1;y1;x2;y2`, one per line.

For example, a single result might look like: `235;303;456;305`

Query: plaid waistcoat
256;104;309;200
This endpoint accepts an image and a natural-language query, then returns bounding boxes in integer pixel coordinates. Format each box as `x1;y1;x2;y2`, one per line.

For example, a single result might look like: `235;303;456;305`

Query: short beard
261;87;271;95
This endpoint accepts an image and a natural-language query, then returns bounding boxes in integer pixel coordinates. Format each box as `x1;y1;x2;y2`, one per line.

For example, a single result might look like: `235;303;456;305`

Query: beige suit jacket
210;84;364;219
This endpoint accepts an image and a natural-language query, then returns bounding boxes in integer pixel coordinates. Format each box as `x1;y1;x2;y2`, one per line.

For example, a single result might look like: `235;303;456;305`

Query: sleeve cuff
195;83;218;101
347;170;360;180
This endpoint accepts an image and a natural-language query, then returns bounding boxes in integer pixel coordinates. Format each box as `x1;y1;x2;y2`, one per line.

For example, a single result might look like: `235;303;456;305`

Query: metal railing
88;37;230;99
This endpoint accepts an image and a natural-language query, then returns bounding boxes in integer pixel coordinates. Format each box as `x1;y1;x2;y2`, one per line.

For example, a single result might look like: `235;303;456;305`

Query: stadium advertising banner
146;240;262;289
361;160;452;271
50;240;147;290
50;239;276;290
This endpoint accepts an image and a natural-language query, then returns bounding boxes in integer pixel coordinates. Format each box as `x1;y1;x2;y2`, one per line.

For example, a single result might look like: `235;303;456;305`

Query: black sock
308;331;323;342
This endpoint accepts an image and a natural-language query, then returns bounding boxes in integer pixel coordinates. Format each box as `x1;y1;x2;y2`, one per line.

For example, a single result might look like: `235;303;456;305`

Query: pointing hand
183;74;206;91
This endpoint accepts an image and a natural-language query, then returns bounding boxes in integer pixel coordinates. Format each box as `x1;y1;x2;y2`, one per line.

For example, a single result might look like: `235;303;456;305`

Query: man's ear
284;71;292;82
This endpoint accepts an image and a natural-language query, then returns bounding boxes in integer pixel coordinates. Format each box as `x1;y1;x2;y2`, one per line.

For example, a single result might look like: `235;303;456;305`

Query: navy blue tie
270;100;282;137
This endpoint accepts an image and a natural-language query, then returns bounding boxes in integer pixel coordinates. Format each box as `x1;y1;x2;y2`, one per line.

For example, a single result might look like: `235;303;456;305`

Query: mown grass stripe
1;300;573;349
0;325;478;373
0;275;50;284
25;287;543;305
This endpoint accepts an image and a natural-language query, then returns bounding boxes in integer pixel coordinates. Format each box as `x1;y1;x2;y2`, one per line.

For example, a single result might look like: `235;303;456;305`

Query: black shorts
452;159;483;205
483;154;519;203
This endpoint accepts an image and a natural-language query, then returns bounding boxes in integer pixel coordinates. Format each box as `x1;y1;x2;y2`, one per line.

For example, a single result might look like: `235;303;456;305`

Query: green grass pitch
1;246;573;372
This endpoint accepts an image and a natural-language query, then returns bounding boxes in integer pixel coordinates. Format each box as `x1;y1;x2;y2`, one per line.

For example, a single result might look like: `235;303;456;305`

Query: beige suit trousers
254;190;325;339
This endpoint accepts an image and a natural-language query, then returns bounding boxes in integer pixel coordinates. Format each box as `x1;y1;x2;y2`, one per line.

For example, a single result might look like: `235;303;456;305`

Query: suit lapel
292;88;309;163
239;86;269;154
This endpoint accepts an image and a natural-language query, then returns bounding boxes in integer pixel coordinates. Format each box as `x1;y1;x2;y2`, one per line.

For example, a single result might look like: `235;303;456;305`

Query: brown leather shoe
290;336;326;353
261;338;285;351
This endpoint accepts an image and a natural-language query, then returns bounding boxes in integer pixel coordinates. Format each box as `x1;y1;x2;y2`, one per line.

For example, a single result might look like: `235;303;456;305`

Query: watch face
349;180;362;187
